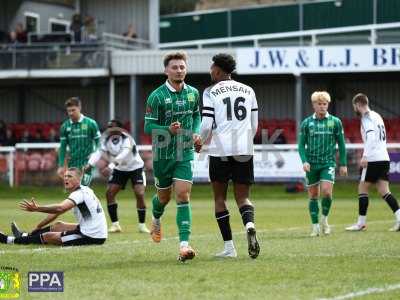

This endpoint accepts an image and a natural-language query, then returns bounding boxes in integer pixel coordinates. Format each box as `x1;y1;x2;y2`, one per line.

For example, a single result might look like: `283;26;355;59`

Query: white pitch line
0;219;395;256
317;283;400;300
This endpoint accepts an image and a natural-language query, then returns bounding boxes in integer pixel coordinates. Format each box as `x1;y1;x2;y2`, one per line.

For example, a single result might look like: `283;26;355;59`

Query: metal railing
102;32;152;50
0;42;108;70
159;22;400;49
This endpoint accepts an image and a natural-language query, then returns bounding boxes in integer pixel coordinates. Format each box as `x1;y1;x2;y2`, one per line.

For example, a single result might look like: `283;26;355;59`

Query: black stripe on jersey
202;106;214;111
202;113;214;118
77;202;92;220
365;130;374;133
251;108;258;111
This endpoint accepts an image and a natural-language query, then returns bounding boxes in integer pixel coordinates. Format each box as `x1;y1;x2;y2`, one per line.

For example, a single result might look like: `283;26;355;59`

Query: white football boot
108;222;122;233
345;223;367;231
215;247;237;258
310;224;320;237
138;223;150;233
389;221;400;232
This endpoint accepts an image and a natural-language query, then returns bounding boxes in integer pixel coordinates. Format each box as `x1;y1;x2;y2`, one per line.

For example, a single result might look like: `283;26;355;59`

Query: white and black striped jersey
68;186;107;239
89;132;144;172
361;110;389;162
201;80;258;156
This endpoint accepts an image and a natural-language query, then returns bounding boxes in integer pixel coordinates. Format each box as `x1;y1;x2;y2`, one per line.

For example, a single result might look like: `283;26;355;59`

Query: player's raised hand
360;157;368;169
19;197;39;212
303;162;310;172
57;167;65;179
169;121;181;135
339;166;348;177
193;134;202;153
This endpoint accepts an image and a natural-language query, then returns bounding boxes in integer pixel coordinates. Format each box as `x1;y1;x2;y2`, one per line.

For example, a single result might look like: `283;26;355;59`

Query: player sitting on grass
0;168;107;246
298;91;347;237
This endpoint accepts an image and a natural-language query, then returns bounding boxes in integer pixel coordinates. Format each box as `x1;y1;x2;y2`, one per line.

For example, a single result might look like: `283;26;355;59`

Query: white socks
7;236;15;244
358;215;367;225
224;240;235;250
245;222;255;230
180;241;188;248
394;209;400;222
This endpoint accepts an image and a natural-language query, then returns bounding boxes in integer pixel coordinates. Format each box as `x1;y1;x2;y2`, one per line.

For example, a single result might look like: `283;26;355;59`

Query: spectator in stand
82;16;97;42
0;121;7;145
20;129;33;143
70;14;82;42
8;31;18;44
47;128;60;142
4;128;16;146
15;23;27;43
273;131;287;144
31;130;46;143
123;24;137;39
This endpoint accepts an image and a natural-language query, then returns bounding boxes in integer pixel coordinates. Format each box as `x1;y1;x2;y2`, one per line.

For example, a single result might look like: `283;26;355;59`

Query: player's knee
51;221;64;231
106;189;116;201
176;190;190;202
321;189;332;198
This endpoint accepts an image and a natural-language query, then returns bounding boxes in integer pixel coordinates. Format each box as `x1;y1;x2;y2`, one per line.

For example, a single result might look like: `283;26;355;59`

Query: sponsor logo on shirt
82;124;88;130
165;98;172;104
327;120;334;127
187;93;195;102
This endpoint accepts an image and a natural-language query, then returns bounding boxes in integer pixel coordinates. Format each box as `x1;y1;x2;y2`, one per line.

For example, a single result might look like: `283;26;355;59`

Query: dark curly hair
212;53;236;74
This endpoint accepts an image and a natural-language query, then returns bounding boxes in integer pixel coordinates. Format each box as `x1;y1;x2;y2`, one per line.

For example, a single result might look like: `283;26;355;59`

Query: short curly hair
212;53;236;74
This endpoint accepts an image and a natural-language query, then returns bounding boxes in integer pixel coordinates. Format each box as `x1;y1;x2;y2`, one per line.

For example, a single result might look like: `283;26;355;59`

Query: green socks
321;197;332;217
152;195;166;219
309;199;319;224
176;202;192;242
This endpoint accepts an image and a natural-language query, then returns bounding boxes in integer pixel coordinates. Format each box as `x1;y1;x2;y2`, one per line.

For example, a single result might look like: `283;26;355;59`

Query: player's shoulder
60;119;70;129
184;83;199;94
329;114;343;124
149;84;167;97
231;79;254;92
366;110;381;121
301;115;313;125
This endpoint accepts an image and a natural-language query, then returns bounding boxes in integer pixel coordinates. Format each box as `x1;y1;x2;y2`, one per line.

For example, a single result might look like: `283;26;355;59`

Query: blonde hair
311;91;331;103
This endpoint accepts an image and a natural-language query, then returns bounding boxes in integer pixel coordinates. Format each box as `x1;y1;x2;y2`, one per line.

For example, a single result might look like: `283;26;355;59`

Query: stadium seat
0;155;7;173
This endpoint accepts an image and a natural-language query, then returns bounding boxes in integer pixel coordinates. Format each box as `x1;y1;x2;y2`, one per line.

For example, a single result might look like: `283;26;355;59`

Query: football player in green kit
298;91;347;237
144;51;201;262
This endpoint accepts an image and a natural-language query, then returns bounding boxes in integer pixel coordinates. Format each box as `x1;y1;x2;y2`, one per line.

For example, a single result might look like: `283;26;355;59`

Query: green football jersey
298;112;347;166
58;114;100;168
144;81;200;161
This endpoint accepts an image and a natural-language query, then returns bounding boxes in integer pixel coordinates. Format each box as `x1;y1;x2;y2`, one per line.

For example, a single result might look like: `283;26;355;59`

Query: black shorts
108;168;146;189
60;226;106;246
360;161;390;183
209;155;254;184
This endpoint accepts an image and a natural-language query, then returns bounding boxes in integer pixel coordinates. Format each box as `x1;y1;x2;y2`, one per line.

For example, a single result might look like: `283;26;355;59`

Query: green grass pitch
0;182;400;300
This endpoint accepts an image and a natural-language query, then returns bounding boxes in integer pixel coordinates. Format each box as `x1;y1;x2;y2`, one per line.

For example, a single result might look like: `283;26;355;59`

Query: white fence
1;143;400;187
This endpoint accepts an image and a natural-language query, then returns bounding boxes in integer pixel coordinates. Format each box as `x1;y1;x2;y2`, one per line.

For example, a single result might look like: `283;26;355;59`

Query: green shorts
68;160;92;186
153;159;193;189
305;164;335;187
81;168;93;186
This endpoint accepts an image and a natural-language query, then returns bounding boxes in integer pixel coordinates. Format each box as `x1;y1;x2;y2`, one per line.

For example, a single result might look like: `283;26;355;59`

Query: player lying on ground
197;53;260;259
85;119;150;234
0;168;107;246
298;91;348;237
144;51;201;262
346;93;400;232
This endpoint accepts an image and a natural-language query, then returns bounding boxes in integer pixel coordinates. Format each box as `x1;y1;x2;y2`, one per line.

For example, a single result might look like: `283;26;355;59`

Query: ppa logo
28;272;63;292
